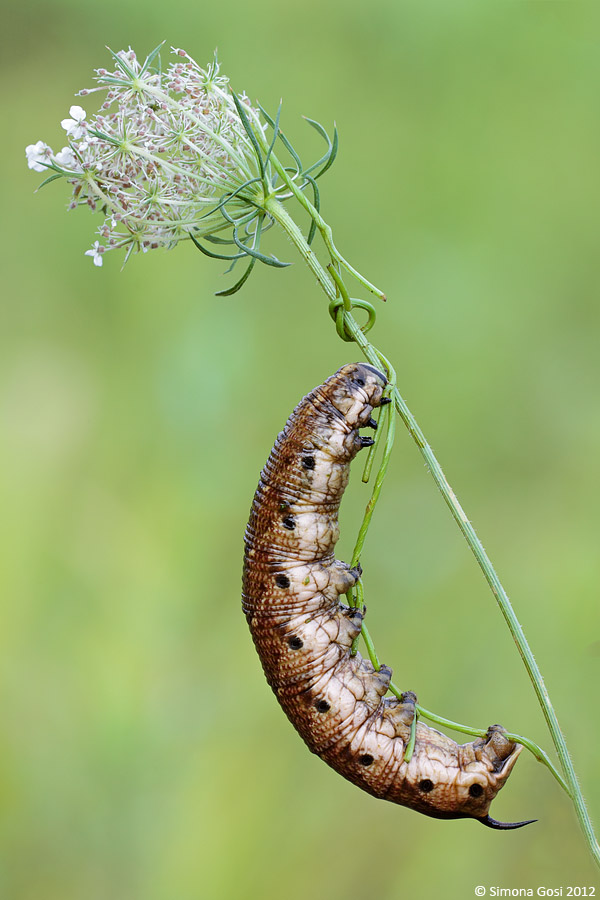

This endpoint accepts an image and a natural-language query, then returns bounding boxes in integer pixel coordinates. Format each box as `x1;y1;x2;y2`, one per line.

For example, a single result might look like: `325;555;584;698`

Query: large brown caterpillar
242;363;532;828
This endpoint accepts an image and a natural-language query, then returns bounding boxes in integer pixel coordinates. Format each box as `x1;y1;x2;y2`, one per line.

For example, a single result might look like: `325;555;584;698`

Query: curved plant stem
349;380;396;572
263;194;600;868
412;701;570;795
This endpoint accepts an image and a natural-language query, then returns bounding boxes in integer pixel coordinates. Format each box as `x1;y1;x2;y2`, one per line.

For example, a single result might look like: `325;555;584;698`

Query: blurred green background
2;1;600;897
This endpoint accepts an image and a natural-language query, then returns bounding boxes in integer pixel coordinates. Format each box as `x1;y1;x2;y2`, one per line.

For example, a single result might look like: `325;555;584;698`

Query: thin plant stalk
263;193;600;869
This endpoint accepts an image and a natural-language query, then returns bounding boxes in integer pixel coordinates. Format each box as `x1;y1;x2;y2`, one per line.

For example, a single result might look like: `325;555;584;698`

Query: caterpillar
242;363;533;829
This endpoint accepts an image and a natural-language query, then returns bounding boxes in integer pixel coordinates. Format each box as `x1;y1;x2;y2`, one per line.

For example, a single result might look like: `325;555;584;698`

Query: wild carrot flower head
26;44;339;291
26;46;264;266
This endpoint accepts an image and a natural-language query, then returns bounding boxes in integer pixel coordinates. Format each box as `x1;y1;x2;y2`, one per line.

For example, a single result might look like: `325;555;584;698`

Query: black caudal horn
479;815;537;830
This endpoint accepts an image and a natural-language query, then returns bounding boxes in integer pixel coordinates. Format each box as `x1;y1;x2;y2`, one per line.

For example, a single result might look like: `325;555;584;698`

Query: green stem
252;138;385;300
263;195;600;868
349;389;396;570
412;701;570;795
357;618;569;794
264;197;337;301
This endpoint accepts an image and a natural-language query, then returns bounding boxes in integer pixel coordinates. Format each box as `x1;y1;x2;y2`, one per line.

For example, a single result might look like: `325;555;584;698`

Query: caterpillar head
325;363;387;425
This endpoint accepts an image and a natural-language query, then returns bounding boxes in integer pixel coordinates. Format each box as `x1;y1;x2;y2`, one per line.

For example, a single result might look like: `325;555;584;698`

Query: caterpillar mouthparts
242;363;530;826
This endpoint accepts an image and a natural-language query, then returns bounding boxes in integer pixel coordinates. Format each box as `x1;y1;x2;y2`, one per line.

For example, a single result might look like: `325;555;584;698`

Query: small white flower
61;105;87;139
84;240;104;266
54;146;77;169
25;140;53;172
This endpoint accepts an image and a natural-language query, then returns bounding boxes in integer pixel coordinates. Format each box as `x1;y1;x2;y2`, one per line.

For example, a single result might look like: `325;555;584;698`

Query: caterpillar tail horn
479;815;537;830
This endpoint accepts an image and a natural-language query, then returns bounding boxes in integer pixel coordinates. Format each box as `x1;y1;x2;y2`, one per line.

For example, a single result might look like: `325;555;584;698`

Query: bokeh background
2;1;600;898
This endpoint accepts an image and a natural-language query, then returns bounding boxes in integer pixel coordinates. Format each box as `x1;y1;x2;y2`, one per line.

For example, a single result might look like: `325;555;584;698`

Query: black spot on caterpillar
242;363;532;829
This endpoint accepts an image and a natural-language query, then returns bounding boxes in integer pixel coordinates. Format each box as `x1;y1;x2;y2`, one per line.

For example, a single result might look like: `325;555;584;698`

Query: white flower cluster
26;47;260;265
26;135;79;172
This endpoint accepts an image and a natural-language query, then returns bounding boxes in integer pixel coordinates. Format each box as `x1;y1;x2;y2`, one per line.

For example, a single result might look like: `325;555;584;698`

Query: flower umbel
26;43;340;290
25;47;263;268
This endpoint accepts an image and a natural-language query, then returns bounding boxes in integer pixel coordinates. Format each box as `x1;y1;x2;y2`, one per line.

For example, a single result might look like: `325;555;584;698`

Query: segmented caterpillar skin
242;363;527;827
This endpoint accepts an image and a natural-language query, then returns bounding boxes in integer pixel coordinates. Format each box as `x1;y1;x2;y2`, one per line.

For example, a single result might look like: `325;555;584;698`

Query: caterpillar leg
327;559;361;595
